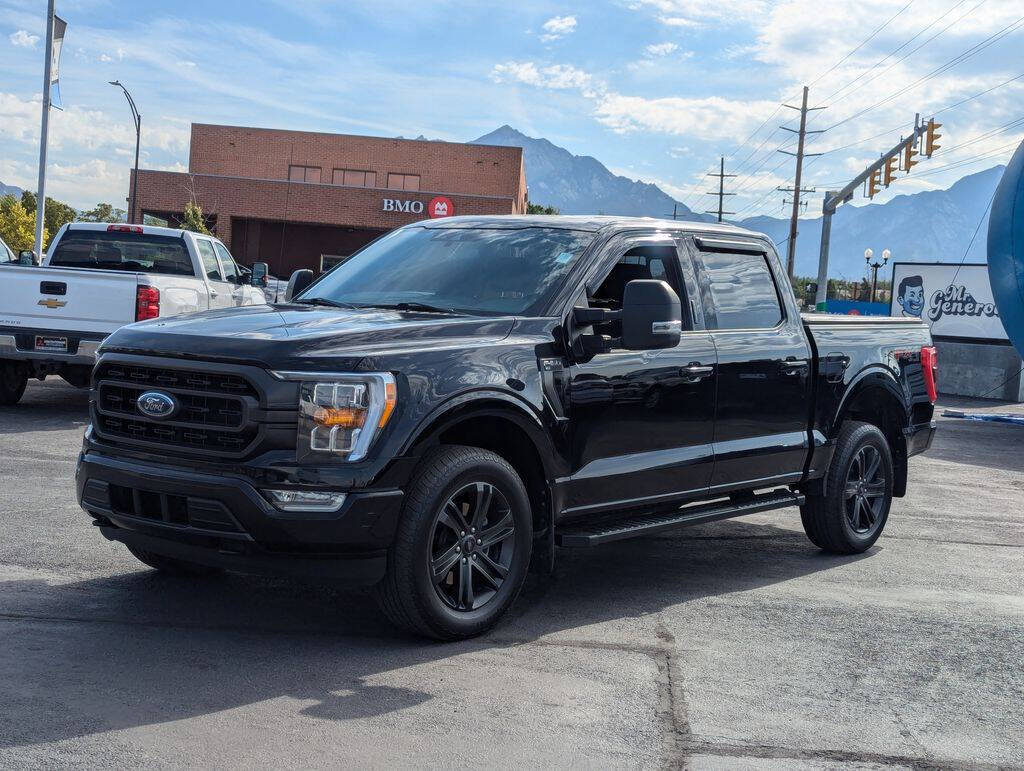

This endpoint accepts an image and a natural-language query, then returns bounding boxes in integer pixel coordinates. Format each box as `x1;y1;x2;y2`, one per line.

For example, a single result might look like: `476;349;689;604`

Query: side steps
555;488;804;547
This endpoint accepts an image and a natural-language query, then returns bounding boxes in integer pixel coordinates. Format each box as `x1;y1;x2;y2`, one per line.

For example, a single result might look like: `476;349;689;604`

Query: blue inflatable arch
988;141;1024;357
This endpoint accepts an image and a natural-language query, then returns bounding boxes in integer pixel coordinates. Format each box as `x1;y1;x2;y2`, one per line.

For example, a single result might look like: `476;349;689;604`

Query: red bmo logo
428;196;454;218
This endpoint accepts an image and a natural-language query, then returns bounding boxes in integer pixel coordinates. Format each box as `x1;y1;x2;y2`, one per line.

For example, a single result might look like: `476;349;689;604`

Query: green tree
180;201;211;234
78;202;127;223
0;195;47;254
526;202;560;215
20;191;77;250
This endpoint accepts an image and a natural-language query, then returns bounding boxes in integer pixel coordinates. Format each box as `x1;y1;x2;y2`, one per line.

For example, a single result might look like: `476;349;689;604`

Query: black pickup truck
76;216;937;639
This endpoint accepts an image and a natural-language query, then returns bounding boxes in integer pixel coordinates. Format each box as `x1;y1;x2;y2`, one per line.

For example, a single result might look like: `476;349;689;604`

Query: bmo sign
382;196;455;219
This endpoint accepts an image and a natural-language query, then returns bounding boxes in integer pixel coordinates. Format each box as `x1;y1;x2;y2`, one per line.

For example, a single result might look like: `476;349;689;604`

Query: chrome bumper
0;334;101;365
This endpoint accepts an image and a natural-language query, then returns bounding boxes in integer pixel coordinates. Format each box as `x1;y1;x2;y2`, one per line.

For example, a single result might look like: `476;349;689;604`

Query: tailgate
0;265;138;334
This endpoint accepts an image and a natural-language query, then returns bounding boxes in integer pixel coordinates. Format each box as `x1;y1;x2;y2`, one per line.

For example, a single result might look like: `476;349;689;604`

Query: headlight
271;371;397;462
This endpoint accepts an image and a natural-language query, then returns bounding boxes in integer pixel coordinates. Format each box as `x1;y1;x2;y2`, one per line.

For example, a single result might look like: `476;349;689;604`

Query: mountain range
1;181;24;198
472;125;1004;281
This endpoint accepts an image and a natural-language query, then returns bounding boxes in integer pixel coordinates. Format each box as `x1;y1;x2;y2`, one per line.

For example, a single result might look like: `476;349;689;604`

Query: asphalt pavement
1;380;1022;769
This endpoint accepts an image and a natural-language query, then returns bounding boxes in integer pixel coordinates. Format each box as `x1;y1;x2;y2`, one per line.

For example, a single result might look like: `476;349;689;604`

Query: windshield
299;226;594;316
49;230;195;276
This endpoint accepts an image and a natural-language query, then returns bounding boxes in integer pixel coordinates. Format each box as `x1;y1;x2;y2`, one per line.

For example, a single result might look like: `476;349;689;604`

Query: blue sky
1;0;1022;216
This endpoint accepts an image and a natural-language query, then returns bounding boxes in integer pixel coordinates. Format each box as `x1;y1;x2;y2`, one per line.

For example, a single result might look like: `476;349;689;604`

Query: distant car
0;223;270;405
239;265;287;302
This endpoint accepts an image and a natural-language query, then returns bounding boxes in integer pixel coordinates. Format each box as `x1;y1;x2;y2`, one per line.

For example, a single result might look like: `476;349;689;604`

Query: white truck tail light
108;224;143;234
136;285;160;321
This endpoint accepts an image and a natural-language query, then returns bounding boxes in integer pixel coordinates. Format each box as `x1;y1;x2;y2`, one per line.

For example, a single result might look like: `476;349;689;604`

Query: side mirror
250;262;269;288
285;269;315;302
18;250;36;265
621;279;682;350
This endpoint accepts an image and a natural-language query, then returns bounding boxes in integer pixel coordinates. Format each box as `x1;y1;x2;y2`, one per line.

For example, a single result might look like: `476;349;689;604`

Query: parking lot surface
1;380;1022;769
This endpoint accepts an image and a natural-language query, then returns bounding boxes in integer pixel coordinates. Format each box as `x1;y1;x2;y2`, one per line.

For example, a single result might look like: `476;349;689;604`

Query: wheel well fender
834;368;911;497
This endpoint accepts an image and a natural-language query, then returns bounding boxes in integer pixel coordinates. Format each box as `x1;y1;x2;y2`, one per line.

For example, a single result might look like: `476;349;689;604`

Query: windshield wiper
357;302;460;314
293;297;357;309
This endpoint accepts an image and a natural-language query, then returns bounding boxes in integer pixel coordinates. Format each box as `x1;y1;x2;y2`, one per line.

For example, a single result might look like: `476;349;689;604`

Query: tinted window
589;244;687;339
701;250;782;329
197;240;222;281
50;230;194;276
214;242;239;283
301;226;594;316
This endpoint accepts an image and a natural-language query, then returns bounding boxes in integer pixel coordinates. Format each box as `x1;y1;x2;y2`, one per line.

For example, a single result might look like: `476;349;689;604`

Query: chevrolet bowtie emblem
38;298;67;309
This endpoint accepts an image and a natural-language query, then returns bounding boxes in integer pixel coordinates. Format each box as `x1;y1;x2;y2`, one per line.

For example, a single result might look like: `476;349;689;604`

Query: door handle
780;358;809;376
680;362;715;380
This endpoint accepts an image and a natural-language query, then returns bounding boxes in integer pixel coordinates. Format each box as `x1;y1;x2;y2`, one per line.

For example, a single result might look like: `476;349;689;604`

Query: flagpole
33;0;55;262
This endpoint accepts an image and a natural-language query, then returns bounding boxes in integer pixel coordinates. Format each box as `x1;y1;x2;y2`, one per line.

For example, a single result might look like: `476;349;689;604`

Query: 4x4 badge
38;299;67;309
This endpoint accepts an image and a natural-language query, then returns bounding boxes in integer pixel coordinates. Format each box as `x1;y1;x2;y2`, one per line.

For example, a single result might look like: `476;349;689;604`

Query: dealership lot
1;380;1022;768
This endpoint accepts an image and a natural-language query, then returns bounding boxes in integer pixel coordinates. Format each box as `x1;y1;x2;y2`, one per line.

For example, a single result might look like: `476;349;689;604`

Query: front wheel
0;362;28;406
374;445;533;640
800;421;894;554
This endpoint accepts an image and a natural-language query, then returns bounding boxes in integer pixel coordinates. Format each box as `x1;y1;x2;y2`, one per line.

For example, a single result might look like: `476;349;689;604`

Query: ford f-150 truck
76;216;937;639
0;223;268;405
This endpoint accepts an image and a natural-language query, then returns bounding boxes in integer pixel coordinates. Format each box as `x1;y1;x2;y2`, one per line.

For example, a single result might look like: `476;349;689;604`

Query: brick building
132;124;528;276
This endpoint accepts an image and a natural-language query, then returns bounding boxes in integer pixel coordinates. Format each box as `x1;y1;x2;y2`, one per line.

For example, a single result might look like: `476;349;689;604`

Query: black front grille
105;483;242;532
93;362;262;458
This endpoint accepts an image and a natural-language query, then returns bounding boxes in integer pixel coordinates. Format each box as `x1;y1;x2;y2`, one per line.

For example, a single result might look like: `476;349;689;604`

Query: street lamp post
109;80;140;224
865;248;890;304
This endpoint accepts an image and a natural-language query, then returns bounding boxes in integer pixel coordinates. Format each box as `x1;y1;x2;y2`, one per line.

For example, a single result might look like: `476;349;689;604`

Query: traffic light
883;154;899;186
925;119;942;157
903;142;919;173
867;168;882;198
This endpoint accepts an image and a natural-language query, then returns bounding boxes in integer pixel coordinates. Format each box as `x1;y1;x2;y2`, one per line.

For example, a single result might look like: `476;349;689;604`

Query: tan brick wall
187;124;525;202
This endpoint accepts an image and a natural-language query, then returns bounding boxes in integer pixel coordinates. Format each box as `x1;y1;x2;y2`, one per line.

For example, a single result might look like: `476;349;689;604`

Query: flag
50;15;66;110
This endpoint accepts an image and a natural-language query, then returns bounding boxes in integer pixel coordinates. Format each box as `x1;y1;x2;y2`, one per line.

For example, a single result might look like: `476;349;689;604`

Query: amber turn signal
312;406;366;428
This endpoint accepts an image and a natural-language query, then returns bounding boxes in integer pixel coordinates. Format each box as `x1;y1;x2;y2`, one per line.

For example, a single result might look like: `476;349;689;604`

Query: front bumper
77;451;404;585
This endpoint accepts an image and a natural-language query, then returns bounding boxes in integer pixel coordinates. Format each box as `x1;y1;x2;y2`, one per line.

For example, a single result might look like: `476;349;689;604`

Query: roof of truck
63;222;208;239
415;214;767;238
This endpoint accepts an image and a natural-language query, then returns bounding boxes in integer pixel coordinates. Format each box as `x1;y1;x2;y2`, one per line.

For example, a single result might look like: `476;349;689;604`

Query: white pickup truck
0;223;269;405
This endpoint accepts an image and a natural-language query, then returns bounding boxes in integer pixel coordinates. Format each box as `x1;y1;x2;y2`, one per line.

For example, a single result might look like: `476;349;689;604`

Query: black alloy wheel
844;445;887;534
428;482;516;612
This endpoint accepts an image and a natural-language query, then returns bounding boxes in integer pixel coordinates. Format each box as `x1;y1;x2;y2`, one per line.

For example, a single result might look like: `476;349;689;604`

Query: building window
387;173;420;191
288;165;322;183
333;169;376;187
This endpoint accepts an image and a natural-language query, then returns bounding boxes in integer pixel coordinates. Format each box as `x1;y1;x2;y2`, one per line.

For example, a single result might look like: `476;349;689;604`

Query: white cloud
595;93;780;142
491;61;596;94
634;0;769;26
9;29;39;48
645;42;679;57
540;15;577;42
99;53;112;63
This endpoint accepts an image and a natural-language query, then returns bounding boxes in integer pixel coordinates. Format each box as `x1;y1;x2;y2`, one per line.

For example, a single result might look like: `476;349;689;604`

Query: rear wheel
800;421;894;554
374;445;533;640
126;545;222;576
0;362;28;406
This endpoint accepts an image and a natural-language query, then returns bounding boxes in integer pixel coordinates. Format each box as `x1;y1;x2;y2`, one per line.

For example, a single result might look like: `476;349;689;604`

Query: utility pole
705;156;736;222
779;86;825;279
33;0;56;261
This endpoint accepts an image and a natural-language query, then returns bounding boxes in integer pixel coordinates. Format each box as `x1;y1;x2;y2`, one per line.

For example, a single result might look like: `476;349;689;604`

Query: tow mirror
250;262;269;288
285;269;315;302
621;279;682;350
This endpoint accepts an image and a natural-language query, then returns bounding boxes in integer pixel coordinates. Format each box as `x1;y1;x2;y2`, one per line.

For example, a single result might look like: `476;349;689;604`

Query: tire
800;420;894;554
0;362;28;406
126;545;222;576
374;445;533;640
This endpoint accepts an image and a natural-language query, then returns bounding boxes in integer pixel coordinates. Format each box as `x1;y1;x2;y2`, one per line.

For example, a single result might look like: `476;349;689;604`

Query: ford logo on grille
136;391;177;419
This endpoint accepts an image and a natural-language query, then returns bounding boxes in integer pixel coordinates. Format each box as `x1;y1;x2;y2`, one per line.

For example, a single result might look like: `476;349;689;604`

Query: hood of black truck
99;304;516;371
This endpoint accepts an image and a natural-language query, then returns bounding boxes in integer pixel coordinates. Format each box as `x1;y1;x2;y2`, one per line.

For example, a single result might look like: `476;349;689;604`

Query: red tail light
136;285;160;321
108;224;143;233
920;345;938;402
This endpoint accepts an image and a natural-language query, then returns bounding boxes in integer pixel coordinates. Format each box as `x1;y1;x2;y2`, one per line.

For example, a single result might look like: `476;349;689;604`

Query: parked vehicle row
0;223;269;405
74;215;937;639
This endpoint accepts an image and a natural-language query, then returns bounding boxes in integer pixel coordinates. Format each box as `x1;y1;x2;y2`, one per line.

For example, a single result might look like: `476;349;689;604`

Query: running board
555;489;804;547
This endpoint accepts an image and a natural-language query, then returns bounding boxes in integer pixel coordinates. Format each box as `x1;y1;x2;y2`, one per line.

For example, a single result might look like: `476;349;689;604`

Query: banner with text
889;262;1008;341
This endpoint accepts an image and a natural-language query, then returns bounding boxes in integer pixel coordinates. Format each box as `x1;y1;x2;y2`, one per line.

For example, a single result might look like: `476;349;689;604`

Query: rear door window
49;230;195;276
699;249;783;330
196;240;223;281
